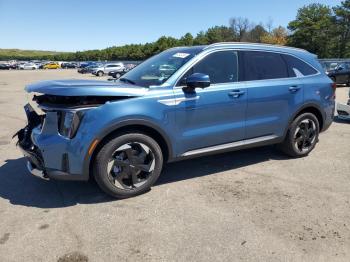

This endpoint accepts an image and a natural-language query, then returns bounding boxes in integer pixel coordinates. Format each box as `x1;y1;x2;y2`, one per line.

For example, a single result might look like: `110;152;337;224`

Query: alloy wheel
293;119;317;153
107;142;156;190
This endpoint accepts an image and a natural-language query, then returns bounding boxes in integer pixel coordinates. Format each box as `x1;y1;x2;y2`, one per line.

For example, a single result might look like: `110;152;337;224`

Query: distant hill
0;48;70;60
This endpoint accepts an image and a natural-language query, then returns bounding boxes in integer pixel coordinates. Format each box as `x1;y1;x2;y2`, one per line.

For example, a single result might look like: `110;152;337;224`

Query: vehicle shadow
0;146;287;209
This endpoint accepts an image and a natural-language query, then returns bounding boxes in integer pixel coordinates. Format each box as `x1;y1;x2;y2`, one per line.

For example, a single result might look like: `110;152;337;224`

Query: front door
174;50;247;155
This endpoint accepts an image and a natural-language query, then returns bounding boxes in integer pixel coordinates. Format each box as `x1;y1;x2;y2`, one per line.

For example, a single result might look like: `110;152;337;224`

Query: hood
25;79;148;97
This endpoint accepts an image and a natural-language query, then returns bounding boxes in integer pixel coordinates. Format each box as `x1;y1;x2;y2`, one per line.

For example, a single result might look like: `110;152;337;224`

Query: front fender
76;94;176;179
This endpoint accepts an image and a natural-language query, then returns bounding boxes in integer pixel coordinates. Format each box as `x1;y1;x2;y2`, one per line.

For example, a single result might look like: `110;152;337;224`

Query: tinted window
243;51;288;81
282;55;318;77
178;51;238;85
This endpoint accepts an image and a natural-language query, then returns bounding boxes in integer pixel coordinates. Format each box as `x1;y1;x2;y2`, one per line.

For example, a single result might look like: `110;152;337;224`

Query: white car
337;89;350;120
19;63;38;70
92;63;125;76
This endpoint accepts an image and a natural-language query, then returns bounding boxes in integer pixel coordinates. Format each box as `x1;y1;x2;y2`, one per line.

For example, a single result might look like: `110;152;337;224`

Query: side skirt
170;135;282;162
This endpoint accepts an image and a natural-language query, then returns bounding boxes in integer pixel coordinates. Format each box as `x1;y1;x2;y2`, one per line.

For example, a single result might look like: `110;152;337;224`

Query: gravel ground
0;69;349;262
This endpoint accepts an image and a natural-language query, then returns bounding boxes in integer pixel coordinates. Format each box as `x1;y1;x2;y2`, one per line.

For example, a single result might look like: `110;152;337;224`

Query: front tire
97;71;104;77
93;133;163;198
280;113;319;157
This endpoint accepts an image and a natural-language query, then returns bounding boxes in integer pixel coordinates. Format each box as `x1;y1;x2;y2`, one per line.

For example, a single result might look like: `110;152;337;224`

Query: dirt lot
0;69;349;262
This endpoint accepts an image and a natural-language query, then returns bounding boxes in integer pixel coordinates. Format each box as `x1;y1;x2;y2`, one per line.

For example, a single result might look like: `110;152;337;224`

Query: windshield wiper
119;78;136;85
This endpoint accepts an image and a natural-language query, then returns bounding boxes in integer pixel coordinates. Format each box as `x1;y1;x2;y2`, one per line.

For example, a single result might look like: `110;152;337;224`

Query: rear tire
93;132;163;198
97;71;104;77
279;113;319;157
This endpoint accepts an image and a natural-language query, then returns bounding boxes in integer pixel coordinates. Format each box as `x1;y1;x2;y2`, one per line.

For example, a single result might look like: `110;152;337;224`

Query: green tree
248;24;268;43
179;33;194;46
333;0;350;57
193;31;209;45
205;26;235;44
287;4;334;58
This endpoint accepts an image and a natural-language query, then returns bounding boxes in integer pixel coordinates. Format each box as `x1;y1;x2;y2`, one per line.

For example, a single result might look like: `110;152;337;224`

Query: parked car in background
108;69;128;79
92;63;125;76
77;63;101;74
16;43;335;198
0;63;11;70
78;62;91;68
327;62;350;86
18;63;39;70
336;89;350;120
61;62;78;69
43;62;60;69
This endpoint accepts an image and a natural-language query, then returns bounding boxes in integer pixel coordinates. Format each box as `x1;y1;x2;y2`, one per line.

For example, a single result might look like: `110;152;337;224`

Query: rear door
242;51;304;139
174;50;247;155
105;65;117;73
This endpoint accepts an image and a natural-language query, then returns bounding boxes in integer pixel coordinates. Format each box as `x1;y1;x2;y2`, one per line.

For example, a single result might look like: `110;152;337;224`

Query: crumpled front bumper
16;104;89;181
26;161;49;180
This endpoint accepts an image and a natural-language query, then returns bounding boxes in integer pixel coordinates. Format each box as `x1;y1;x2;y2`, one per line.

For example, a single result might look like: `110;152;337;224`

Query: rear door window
282;54;318;77
243;51;288;81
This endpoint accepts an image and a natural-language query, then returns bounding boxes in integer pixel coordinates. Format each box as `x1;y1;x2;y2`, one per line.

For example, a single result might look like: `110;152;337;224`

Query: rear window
282;54;318;77
243;51;288;81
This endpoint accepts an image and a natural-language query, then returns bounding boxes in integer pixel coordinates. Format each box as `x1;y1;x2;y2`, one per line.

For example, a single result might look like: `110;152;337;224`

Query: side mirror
185;73;210;90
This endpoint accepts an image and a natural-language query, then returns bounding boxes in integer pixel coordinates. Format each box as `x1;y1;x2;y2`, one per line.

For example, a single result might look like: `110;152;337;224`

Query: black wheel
330;76;336;83
116;73;121;79
97;71;104;77
280;113;319;157
93;133;163;198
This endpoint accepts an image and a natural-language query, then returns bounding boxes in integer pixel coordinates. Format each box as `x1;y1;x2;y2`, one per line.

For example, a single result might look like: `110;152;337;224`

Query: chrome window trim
172;48;321;89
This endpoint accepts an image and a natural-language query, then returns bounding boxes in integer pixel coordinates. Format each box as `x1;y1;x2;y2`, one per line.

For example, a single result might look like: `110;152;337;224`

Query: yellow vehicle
43;62;60;69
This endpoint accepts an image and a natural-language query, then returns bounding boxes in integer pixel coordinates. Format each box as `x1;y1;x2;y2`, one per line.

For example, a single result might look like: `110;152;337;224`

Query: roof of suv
170;43;312;57
205;42;308;53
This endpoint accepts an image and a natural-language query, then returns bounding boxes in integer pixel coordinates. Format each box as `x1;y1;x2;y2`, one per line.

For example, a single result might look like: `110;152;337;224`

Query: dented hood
25;79;148;97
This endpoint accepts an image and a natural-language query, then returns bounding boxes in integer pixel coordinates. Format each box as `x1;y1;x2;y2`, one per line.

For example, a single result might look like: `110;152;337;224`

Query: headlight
58;110;84;138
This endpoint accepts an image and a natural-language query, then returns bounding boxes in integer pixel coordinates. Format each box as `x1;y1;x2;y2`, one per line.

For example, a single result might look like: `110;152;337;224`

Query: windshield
120;47;203;87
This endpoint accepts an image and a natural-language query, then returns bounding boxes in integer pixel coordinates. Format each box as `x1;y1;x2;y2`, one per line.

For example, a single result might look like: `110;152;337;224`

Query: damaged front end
15;103;48;179
16;93;132;180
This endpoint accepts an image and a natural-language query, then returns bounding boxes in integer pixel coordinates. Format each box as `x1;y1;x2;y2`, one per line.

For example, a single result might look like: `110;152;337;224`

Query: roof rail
204;42;308;53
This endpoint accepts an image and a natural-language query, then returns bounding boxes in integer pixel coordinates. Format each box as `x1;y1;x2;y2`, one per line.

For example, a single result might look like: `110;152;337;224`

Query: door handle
228;90;245;98
289;86;301;93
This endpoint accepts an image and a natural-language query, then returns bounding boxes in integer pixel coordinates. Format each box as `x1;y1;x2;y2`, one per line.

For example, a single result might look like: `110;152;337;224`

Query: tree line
1;1;349;61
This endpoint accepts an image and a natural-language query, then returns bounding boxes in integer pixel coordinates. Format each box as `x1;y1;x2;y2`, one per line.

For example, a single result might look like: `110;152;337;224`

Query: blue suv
16;43;335;198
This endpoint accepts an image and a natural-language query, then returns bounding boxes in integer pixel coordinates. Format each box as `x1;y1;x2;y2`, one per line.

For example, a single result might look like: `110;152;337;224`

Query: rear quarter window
282;54;318;77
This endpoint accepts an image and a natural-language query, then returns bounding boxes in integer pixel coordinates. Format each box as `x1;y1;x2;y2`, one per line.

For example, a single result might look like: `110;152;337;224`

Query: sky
0;0;343;52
